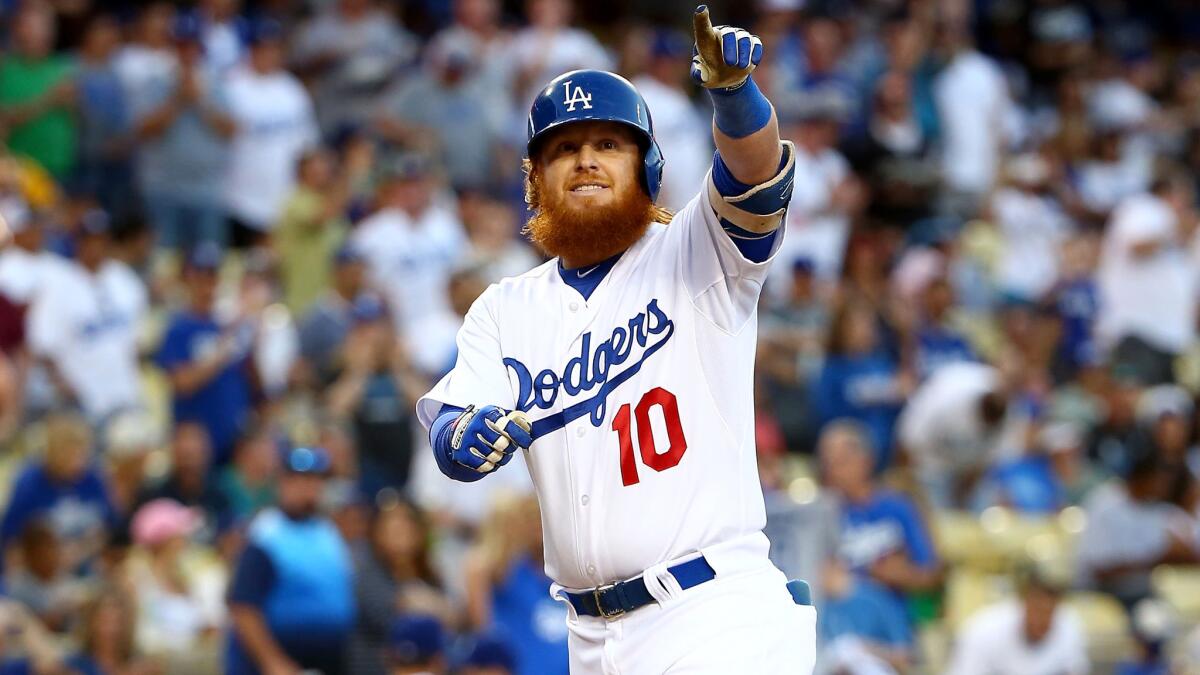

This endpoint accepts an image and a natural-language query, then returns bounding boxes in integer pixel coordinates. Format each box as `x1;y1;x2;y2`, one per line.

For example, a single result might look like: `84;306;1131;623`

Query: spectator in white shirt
630;30;712;211
1075;452;1199;608
351;155;466;351
113;3;176;107
1097;175;1198;384
945;567;1088;675
223;20;319;242
291;0;417;137
772;91;866;296
897;361;1027;508
933;20;1017;212
26;210;148;424
506;0;611;121
987;152;1074;303
0;196;68;307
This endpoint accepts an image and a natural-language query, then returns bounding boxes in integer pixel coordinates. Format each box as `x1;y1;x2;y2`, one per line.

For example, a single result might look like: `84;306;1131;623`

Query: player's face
537;122;642;211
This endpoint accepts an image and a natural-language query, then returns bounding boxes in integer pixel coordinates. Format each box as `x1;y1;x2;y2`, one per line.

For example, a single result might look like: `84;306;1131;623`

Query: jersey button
581;495;589;506
586;564;597;577
569;302;580;312
575;427;585;438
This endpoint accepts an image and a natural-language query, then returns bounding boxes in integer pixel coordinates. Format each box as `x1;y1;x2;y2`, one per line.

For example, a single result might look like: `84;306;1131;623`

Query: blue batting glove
449;405;533;474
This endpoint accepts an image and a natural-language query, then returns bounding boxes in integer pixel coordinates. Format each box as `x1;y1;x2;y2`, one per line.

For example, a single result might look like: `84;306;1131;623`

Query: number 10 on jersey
611;387;688;486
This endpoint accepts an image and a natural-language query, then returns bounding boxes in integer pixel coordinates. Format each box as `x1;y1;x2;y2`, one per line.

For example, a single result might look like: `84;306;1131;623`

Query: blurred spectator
932;19;1016;211
459;192;540;282
6;519;92;633
0;598;69;673
226;446;354;675
1074;125;1149;222
198;0;247;75
68;589;162;675
104;410;161;519
813;301;907;467
128;499;223;664
773;91;864;290
223;20;319;243
1097;175;1198;385
1040;420;1106;506
429;0;512;97
464;494;567;675
1087;366;1149;477
845;69;938;234
0;195;68;310
74;13;136;220
911;275;976;380
113;3;176;107
351;154;465;344
988;152;1073;304
217;426;280;523
0;4;78;179
629;30;711;211
897;361;1023;507
0;412;115;565
820;421;941;650
506;0;610;112
26;210;147;423
349;499;449;675
136;422;230;541
131;12;235;252
1047;232;1101;381
325;296;425;496
1076;454;1199;609
297;244;369;387
818;562;914;674
1137;384;1195;466
385;614;446;675
375;35;506;191
944;566;1088;675
758;258;828;452
155;244;255;465
291;0;417;137
275;146;358;316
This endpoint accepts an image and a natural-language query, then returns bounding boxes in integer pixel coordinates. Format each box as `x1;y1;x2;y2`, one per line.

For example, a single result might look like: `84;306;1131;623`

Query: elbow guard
707;140;796;232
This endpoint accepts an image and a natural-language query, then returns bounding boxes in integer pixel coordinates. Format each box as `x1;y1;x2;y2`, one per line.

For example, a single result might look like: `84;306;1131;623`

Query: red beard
523;170;656;267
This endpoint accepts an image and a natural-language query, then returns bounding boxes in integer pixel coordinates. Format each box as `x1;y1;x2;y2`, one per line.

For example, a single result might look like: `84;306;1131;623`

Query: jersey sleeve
416;284;515;429
671;173;784;334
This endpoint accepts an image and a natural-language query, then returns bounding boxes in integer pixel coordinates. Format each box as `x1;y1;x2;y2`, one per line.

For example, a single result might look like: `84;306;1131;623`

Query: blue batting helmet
527;70;666;202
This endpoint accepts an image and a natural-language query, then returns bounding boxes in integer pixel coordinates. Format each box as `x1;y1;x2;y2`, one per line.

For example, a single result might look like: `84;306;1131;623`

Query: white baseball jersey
417;183;780;590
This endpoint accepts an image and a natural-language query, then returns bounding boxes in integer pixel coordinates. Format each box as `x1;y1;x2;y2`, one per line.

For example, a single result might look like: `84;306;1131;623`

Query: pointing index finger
693;5;719;53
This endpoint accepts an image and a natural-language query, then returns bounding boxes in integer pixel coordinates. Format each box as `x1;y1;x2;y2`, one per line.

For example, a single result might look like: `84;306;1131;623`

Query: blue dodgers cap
246;17;283;45
387;615;445;665
458;633;517;670
171;12;203;43
281;446;332;475
186;241;223;271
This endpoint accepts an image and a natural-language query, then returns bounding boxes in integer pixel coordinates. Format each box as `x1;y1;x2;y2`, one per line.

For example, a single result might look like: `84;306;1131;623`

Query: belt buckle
593;583;625;619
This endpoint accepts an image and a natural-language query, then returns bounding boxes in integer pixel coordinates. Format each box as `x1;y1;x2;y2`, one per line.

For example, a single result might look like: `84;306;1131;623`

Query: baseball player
417;6;815;673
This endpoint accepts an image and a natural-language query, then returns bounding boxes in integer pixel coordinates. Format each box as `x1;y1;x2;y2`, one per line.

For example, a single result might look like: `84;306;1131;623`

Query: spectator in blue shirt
0;412;115;560
227;446;355;675
820;420;942;640
73;13;135;221
156;243;255;465
814;301;910;469
464;494;568;675
913;276;975;379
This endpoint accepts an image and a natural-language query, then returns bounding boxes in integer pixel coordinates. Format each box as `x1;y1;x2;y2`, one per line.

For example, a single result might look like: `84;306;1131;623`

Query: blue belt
561;556;717;619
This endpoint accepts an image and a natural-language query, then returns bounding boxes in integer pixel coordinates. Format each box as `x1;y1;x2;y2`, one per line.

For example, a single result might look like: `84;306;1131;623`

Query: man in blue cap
386;615;446;675
227;445;355;675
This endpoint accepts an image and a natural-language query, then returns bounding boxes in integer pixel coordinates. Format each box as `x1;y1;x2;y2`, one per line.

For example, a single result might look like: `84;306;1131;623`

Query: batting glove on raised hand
691;5;763;90
449;405;533;474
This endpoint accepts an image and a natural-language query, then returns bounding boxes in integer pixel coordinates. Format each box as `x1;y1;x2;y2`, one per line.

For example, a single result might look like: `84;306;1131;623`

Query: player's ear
522;158;540;209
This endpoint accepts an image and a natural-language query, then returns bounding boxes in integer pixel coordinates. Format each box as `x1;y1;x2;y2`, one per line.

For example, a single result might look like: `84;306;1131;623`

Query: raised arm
691;6;793;237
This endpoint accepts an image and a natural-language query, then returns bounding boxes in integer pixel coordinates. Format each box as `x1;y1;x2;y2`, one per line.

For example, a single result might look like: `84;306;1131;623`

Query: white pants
561;557;816;674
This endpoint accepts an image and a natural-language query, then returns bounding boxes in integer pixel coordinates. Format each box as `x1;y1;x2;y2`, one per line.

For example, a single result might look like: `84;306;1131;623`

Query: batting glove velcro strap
450;405;533;474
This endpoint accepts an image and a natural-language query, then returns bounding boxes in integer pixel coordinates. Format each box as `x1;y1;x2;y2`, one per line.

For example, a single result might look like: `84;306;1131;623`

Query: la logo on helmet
562;80;593;111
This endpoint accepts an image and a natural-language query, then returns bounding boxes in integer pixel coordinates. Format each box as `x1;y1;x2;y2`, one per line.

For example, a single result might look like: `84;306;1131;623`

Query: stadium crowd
3;0;1200;672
